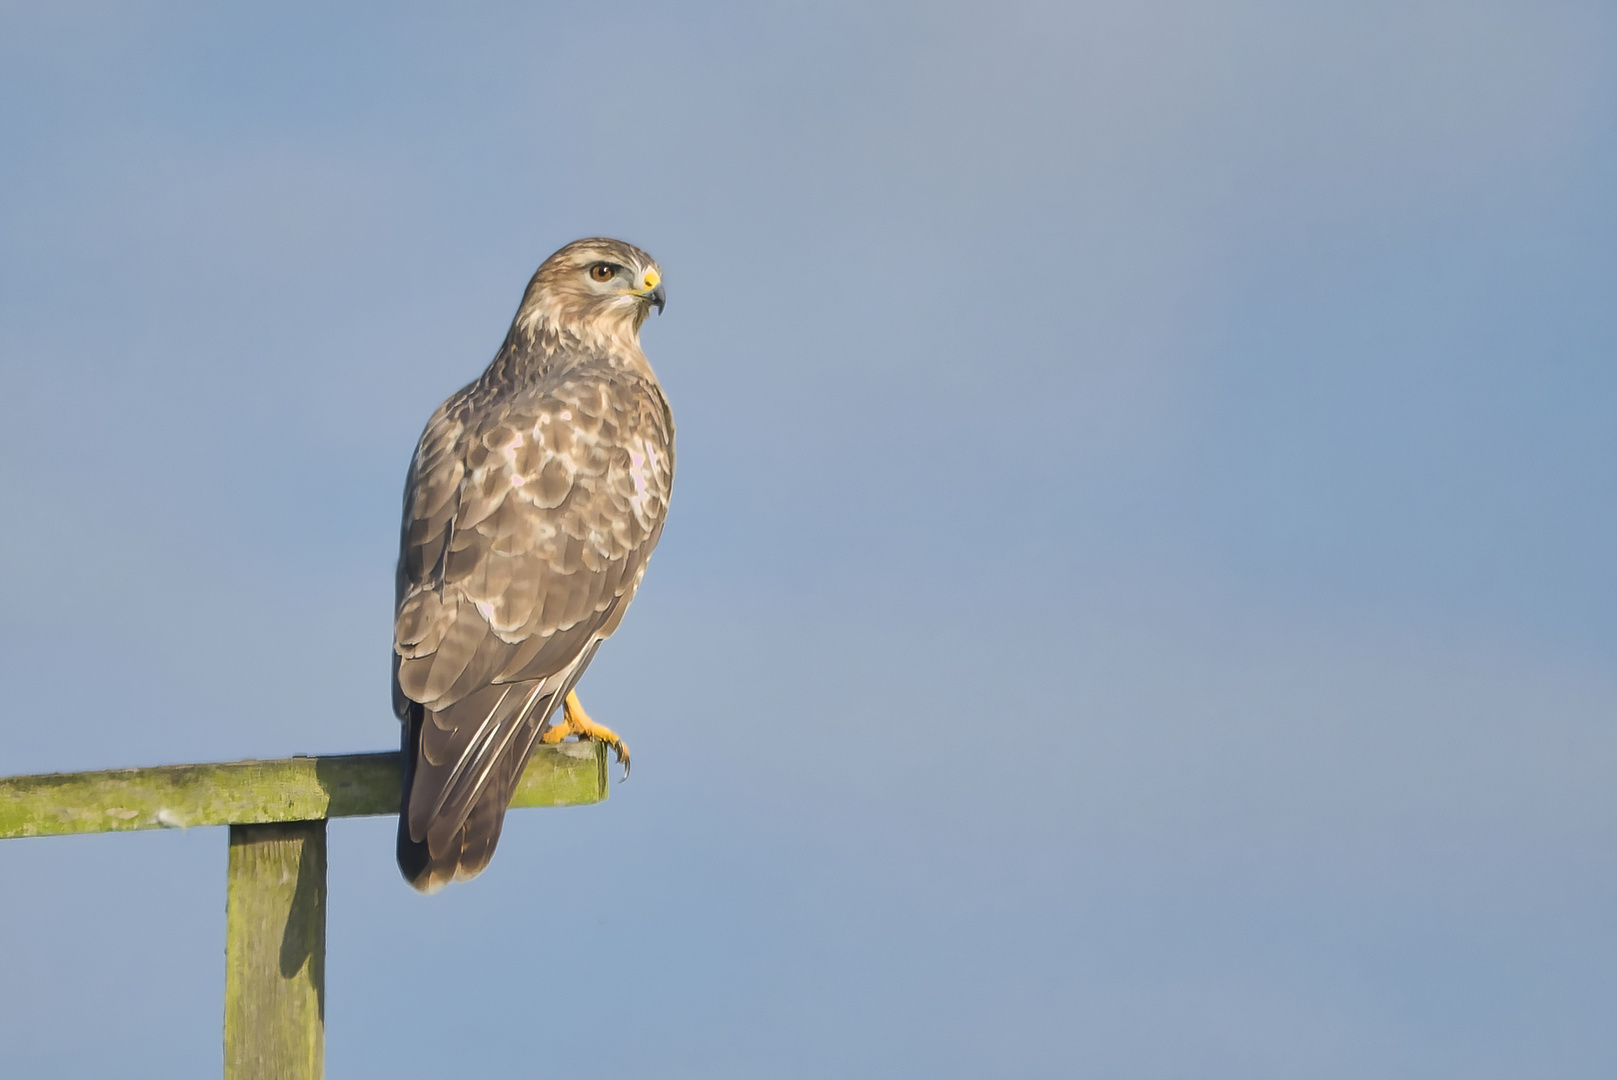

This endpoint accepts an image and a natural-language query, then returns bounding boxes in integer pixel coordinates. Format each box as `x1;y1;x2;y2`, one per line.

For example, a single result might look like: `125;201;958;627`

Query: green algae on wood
225;820;327;1080
0;740;606;839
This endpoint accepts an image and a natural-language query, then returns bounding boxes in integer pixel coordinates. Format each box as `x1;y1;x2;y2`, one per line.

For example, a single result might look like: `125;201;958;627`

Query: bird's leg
541;690;631;779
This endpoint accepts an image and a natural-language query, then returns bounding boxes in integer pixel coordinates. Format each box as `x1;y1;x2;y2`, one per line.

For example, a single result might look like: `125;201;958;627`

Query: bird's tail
395;684;550;893
395;644;601;892
394;705;486;892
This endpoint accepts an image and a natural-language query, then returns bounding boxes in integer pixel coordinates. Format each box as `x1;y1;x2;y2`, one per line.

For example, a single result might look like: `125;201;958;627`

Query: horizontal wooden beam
0;741;607;840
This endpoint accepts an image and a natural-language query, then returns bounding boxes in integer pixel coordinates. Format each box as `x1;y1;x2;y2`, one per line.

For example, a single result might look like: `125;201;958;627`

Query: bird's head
512;237;665;350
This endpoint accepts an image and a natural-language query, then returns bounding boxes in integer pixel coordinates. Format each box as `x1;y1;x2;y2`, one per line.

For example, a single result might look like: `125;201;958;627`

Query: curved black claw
614;741;632;783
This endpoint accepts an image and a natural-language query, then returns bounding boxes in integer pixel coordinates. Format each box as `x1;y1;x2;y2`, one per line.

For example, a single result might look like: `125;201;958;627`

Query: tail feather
396;733;511;893
395;644;603;892
395;690;546;893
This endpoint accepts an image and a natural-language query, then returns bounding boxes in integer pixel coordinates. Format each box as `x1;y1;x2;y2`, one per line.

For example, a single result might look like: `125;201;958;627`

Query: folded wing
393;371;673;891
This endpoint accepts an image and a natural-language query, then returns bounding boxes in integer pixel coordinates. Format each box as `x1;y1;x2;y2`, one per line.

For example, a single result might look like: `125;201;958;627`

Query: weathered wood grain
225;821;326;1080
0;740;607;839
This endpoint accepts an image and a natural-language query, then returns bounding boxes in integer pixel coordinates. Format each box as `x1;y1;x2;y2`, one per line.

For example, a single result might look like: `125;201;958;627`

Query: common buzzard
393;238;672;892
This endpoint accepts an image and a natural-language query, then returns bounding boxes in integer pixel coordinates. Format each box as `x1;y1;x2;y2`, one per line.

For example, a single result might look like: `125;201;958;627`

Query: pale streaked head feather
510;237;663;356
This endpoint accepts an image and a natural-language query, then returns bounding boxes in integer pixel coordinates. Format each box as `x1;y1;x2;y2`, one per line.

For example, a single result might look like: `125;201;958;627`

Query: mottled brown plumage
394;238;673;892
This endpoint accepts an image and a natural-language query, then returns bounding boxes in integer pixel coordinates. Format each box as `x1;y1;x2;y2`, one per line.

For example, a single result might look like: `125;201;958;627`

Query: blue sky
2;2;1615;1076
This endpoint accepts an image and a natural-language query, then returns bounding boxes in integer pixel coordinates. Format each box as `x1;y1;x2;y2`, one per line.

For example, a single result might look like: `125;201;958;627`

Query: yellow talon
540;690;631;779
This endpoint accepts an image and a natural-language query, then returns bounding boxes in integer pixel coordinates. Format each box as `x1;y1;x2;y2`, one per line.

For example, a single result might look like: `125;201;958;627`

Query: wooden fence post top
0;740;607;839
3;739;612;1080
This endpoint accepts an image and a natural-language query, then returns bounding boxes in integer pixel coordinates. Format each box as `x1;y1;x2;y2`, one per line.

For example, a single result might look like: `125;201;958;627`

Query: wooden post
0;740;607;1079
224;820;327;1080
0;742;607;839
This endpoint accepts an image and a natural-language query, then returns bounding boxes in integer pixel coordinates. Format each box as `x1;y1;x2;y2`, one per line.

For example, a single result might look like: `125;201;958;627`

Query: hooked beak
646;282;666;315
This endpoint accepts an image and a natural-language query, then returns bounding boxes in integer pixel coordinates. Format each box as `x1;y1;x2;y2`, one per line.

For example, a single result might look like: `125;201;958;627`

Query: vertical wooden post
0;743;605;1076
224;820;326;1080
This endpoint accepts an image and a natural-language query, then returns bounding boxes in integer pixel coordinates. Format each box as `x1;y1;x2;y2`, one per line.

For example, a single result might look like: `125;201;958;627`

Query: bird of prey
392;238;673;892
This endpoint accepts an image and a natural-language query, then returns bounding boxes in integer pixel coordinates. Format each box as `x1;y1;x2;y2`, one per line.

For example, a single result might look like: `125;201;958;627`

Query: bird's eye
589;264;615;283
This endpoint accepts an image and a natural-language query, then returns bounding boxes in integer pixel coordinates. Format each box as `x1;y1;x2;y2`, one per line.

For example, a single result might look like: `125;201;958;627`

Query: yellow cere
641;270;660;291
